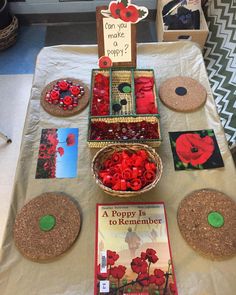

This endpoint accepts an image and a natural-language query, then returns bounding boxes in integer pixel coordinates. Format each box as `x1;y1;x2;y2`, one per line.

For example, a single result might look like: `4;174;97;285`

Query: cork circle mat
159;76;207;112
13;192;81;262
177;189;236;260
41;78;89;117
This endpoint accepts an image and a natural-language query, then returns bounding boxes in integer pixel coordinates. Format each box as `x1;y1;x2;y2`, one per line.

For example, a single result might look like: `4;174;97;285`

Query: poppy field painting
169;129;224;171
36;128;79;178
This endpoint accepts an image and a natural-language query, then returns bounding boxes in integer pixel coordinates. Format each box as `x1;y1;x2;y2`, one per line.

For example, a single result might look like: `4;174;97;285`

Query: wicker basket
88;116;161;148
92;143;163;197
0;16;18;51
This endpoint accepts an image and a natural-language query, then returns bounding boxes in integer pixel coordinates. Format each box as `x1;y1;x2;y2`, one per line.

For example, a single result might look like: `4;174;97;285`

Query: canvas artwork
36;128;79;178
169;129;224;171
95;203;178;295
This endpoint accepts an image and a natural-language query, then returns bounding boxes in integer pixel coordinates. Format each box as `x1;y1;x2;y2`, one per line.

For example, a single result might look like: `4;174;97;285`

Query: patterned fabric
204;0;236;146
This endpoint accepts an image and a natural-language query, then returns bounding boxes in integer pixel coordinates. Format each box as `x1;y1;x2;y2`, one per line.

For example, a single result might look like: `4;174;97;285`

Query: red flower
150;269;165;286
129;178;142;191
57;147;64;156
143;170;156;183
99;56;113;68
70;85;80;96
110;2;126;19
176;133;214;166
63;96;73;106
47;134;58;146
66;133;76;146
43;161;51;170
111;152;122;164
97;264;109;280
141;248;159;264
122;168;132;180
137;149;148;160
40;144;47;151
107;250;119;266
50;90;60;101
131;257;148;274
58;80;69;91
145;162;156;171
38;152;50;159
137;273;149;286
110;265;126;279
169;282;177;294
120;5;139;23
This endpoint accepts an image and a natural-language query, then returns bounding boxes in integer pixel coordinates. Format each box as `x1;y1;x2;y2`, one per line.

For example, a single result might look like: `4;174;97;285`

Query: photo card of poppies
36;128;79;178
169;129;224;171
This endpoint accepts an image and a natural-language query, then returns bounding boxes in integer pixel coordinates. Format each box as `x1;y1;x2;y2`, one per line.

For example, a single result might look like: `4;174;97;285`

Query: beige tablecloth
0;42;235;295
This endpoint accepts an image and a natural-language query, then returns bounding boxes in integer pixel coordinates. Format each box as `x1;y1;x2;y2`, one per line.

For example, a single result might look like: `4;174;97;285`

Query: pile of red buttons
45;80;85;111
135;77;158;114
91;73;110;116
98;149;157;191
90;121;159;141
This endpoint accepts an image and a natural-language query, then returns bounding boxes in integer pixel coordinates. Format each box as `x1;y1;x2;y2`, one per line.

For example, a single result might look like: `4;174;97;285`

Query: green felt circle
123;85;131;93
39;215;56;232
207;211;224;228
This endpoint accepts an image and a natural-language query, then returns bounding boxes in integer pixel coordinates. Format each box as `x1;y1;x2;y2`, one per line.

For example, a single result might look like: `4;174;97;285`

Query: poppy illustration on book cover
169;129;224;171
95;203;178;295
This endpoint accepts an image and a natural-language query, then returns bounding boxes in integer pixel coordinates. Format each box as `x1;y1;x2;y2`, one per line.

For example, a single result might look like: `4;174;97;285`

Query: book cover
95;202;178;295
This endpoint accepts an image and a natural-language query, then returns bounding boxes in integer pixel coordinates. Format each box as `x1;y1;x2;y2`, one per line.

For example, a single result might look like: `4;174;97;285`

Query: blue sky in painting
56;128;79;178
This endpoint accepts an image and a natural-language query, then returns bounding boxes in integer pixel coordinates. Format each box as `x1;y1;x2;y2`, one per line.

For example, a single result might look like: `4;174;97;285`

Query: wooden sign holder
96;6;136;68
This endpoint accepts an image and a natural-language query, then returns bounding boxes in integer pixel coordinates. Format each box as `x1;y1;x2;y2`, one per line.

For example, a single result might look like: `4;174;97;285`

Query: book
95;202;178;295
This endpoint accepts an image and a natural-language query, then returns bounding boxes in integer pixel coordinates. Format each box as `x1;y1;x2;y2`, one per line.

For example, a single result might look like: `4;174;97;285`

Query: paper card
96;1;148;68
169;129;224;171
103;17;132;63
35;128;79;179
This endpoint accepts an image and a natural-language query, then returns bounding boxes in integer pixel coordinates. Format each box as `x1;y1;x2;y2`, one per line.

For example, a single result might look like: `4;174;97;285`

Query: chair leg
0;132;12;143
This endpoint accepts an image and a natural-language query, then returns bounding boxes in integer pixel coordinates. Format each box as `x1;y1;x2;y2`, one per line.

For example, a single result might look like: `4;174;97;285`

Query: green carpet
204;0;236;146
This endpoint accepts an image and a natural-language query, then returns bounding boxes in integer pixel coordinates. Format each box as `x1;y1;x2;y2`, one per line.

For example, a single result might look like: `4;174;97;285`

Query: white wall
10;0;156;14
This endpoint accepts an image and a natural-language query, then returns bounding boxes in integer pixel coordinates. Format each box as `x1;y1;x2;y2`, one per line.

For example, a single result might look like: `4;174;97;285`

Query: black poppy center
60;90;71;98
103;61;107;65
126;12;132;17
175;86;187;96
191;147;198;153
115;9;121;15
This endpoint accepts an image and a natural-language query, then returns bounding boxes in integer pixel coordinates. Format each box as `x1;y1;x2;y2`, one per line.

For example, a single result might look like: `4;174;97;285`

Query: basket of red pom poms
92;143;163;197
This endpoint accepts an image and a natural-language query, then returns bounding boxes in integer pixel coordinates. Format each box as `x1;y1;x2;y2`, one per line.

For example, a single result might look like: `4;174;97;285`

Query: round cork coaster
159;76;207;112
13;192;81;262
177;189;236;260
41;78;89;117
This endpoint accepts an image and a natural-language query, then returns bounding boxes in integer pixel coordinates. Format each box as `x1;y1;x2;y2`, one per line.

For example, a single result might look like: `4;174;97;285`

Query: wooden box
87;68;162;148
156;0;209;49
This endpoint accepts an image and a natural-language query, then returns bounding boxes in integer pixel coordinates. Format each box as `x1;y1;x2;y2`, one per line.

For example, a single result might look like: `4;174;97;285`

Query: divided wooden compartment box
156;0;209;49
87;68;162;148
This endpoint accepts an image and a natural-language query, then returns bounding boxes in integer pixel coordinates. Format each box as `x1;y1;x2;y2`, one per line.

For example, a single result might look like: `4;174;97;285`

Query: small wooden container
156;0;209;49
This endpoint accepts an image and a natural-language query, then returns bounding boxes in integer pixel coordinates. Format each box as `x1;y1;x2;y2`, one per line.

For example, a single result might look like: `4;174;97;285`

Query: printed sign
96;1;148;68
103;17;132;62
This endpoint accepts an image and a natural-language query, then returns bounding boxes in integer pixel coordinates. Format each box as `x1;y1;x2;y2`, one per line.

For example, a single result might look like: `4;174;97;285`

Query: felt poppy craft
169;130;224;170
92;144;163;196
98;56;113;68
